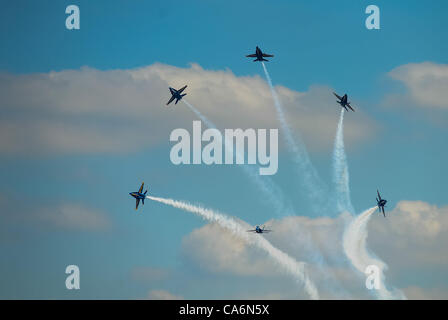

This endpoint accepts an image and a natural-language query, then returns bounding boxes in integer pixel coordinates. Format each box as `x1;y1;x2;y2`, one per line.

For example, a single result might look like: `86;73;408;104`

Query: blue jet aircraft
166;85;187;105
246;46;274;62
247;225;272;234
129;182;147;210
376;189;388;217
333;92;355;112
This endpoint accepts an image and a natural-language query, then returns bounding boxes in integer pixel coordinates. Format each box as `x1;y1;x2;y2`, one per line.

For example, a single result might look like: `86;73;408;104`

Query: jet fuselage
337;94;348;107
129;191;146;200
246;46;273;62
169;87;183;104
167;86;187;105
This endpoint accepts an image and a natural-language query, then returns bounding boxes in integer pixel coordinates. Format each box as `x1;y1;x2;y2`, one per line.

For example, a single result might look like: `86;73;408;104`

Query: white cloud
131;266;169;283
181;223;278;277
369;200;448;269
0;198;111;232
388;62;448;109
146;289;183;300
402;286;448;300
372;201;445;239
179;201;448;299
37;203;111;231
0;63;376;155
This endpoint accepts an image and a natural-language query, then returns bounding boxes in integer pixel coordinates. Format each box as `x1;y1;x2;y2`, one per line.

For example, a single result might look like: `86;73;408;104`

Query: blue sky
0;0;447;299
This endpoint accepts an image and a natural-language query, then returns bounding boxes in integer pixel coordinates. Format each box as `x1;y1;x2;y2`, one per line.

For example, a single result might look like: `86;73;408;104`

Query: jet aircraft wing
347;103;355;112
246;54;257;57
333;92;343;100
177;85;187;94
262;53;274;57
166;95;175;105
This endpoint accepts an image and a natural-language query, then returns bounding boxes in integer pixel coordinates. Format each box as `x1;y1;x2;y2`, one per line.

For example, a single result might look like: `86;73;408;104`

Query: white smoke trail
183;100;215;130
257;67;353;295
183;96;346;297
182;99;294;216
342;207;406;299
332;109;355;214
333;111;403;299
147;195;319;300
261;62;327;212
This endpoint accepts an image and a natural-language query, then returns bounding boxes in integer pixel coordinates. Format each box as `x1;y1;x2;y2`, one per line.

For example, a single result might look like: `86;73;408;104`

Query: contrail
261;62;327;213
257;66;352;294
147;195;319;300
183;100;215;130
183;97;343;296
333;112;402;299
332;109;355;214
182;99;294;216
342;207;406;299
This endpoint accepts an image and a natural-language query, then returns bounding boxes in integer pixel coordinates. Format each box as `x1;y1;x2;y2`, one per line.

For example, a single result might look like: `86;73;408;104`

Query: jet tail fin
181;93;187;98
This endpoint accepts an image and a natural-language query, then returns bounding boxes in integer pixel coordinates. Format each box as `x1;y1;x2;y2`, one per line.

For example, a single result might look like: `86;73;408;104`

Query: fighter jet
247;225;272;234
129;182;148;210
166;85;187;106
333;92;355;112
376;189;387;217
246;46;274;62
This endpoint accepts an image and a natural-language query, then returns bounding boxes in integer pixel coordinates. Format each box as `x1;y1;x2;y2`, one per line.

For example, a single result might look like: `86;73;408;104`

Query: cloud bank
388;62;448;110
0;63;375;155
179;200;448;299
